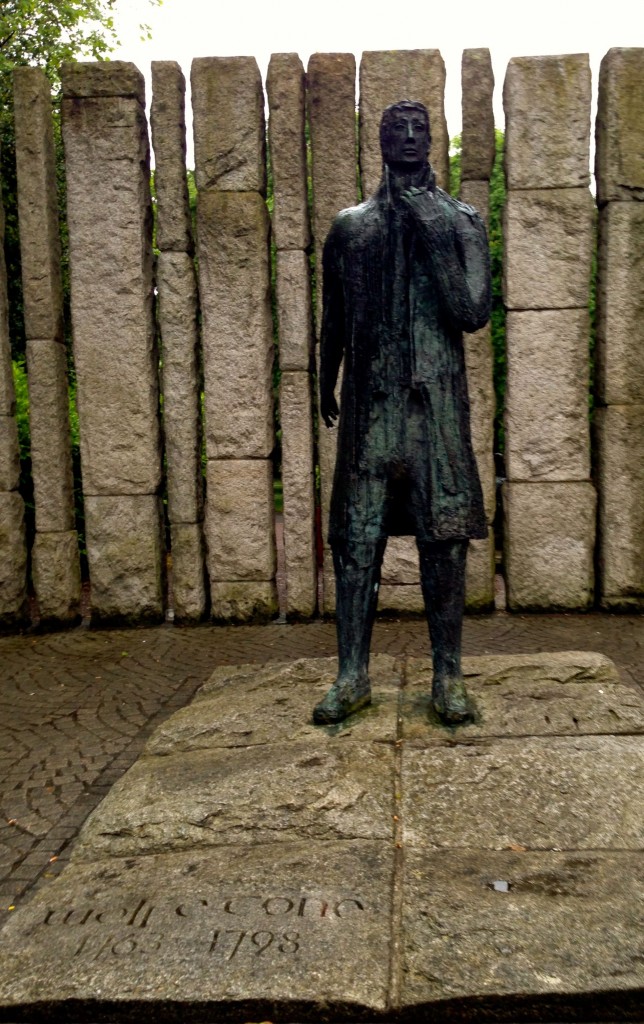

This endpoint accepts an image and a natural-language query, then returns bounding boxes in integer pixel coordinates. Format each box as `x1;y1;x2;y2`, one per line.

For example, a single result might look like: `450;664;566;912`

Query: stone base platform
1;652;643;1022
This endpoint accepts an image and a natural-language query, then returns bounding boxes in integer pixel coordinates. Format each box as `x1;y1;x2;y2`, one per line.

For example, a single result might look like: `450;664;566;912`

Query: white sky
109;0;644;166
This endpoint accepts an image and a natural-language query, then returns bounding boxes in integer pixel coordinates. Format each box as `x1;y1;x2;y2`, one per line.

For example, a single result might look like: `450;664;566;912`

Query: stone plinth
503;53;591;190
280;371;317;618
32;530;81;626
191;56;265;194
204;458;276;583
84;494;164;626
596;48;644;205
505;309;591;482
503;188;594;310
2;652;643;1019
266;53;310;251
595;404;644;610
596;200;644;406
503;481;596;611
0;492;28;627
169;521;207;624
150;61;192;253
358;50;449;196
197;191;274;460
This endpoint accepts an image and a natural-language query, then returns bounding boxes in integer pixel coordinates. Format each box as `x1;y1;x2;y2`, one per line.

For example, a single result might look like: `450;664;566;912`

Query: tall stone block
505;310;591;483
267;54;310;252
275;251;313;371
307;54;357;613
13;68;64;341
84;494;164;625
359;50;450;197
197;191;274;460
461;49;495;183
0;492;28;627
503;482;595;611
502;55;595;611
191;57;266;194
596;48;644;205
503;189;594;310
14;67;80;626
280;372;317;618
150;61;192;253
595;199;644;405
62;62;164;623
504;54;591;189
595;406;644;610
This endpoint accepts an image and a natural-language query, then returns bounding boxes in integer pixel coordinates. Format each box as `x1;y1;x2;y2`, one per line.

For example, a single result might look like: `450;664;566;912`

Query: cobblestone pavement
0;611;642;930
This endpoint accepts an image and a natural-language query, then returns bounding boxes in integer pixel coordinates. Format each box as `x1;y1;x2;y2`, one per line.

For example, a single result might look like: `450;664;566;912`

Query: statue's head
380;100;431;171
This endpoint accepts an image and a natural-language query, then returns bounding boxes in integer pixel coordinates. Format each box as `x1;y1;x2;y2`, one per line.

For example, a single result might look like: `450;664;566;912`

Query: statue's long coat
320;171;491;548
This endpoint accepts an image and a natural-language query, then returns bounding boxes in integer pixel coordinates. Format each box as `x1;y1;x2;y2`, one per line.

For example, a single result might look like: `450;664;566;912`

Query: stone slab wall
14;67;80;626
595;49;644;609
151;61;206;623
268;54;317;618
61;62;164;624
503;54;595;611
192;57;276;621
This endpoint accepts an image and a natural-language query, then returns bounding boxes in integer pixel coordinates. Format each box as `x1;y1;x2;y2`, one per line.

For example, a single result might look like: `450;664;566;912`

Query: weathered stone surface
205;459;275;584
465;531;496;612
169;521;207;624
461;49;496;182
0;268;14;416
62;85;161;496
280;371;317;618
210;581;278;623
464;319;495;518
0;413;19;491
84;494;164;625
318;385;340;615
596;201;644;405
596;47;644;204
13;67;64;341
505;309;591;482
381;536;420;586
596;404;644;610
402;734;643;850
401;849;644;1009
0;491;28;626
403;651;644;742
148;655;400;755
307;53;358;330
503;188;594;310
503;54;591;189
150;61;192;253
503;481;596;611
459;177;490;228
156;251;202;524
266;53;310;251
275;249;313;371
191;56;265;194
60;60;144;101
197;191;274;459
31;530;81;626
0;842;393;1016
73;741;394;860
378;583;424;615
359;50;450;196
25;339;75;532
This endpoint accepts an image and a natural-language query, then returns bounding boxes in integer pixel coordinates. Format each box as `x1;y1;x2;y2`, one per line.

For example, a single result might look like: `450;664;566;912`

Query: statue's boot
313;546;382;724
418;539;472;724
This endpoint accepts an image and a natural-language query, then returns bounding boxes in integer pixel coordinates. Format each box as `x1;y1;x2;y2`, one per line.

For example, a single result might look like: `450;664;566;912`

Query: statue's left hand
400;187;447;231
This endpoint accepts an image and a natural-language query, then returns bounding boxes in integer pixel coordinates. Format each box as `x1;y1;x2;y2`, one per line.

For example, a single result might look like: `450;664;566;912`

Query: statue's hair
379;100;432;149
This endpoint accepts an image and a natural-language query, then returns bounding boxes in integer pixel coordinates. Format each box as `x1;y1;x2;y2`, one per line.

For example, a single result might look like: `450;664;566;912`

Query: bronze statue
313;100;491;726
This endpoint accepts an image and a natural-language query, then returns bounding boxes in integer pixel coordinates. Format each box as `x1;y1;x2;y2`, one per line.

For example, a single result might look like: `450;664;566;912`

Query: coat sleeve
412;192;492;333
319;219;346;416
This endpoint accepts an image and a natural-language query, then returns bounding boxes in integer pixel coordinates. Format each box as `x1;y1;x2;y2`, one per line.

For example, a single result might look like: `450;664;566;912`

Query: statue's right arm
319;222;345;428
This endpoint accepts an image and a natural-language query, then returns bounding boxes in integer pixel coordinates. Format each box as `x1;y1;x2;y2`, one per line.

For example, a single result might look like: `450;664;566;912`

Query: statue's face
381;108;430;169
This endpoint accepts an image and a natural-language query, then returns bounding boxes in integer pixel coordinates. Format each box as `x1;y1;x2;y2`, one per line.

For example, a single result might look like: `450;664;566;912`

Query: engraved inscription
209;930;300;959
